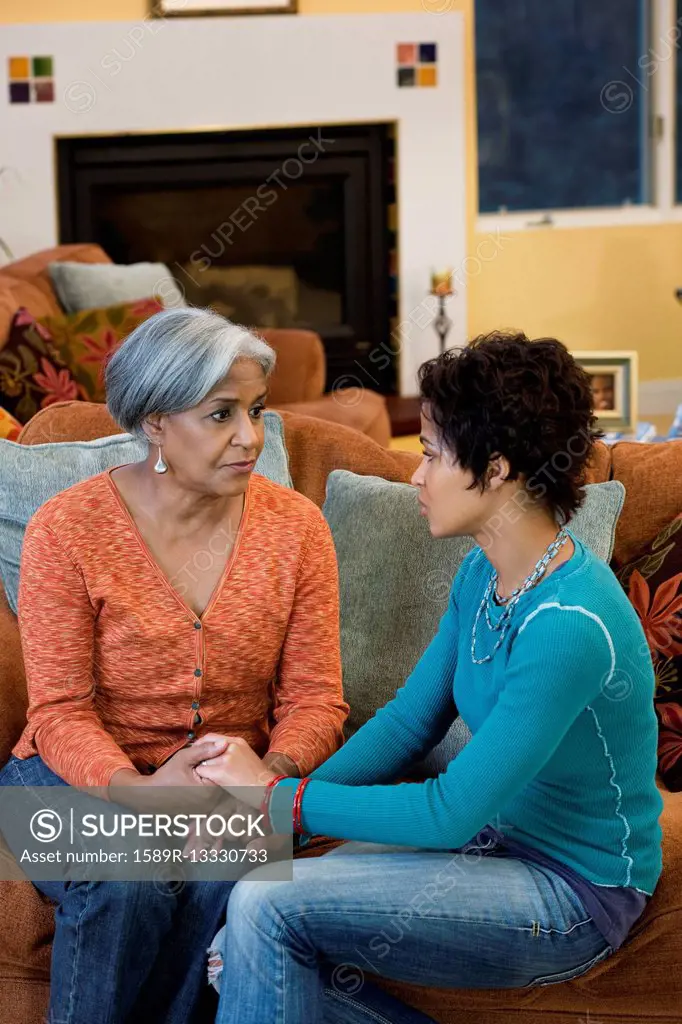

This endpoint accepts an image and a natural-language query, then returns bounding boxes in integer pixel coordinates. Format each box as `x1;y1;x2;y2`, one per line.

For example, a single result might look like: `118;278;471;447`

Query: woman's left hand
194;733;277;807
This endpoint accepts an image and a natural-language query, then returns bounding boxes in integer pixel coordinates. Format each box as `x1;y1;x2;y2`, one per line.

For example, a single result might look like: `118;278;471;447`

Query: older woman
0;308;348;1024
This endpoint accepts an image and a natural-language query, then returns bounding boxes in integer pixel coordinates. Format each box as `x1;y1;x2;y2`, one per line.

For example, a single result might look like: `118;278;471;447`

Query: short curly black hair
417;331;603;522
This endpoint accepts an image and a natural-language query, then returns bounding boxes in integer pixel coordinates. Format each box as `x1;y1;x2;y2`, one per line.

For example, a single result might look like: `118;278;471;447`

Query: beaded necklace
471;528;569;665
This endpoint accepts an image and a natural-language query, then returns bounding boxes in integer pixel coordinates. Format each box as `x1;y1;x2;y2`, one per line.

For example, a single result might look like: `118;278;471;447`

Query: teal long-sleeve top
271;533;664;894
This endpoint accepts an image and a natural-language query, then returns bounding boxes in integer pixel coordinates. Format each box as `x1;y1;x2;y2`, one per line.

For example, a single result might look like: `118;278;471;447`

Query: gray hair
105;307;276;437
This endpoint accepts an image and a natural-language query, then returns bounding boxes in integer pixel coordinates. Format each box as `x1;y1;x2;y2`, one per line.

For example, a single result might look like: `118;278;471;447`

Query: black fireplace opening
56;124;397;393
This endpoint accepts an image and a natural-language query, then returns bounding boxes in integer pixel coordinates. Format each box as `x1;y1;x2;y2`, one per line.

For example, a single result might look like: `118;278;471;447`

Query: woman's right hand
110;736;230;812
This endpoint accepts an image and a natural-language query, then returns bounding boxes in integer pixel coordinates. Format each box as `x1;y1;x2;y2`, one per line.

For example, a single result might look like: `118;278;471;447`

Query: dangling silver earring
154;444;168;475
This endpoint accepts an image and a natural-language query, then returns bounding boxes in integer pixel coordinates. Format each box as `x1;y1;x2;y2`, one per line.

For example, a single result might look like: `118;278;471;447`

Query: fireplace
56;123;397;393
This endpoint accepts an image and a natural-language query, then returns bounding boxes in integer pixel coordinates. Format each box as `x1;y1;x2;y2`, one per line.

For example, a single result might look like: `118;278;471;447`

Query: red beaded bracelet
260;774;288;820
292;777;312;834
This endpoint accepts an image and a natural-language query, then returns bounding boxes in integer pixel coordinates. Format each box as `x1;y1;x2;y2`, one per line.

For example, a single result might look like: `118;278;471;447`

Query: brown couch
0;247;391;447
0;401;680;1024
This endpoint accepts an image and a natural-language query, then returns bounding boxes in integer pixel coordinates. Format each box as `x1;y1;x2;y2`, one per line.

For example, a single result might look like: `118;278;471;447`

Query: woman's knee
227;877;291;937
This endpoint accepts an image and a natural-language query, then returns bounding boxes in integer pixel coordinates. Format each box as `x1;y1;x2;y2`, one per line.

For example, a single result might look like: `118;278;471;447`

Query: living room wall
3;0;680;408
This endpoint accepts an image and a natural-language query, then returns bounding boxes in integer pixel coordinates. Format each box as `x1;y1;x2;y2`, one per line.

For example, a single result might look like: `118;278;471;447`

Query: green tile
397;67;416;88
32;55;53;78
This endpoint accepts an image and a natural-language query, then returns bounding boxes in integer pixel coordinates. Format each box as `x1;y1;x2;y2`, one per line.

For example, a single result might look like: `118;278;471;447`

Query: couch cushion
19;400;124;446
0;410;292;615
1;309;83;423
0;407;21;442
13;299;163;404
609;440;682;566
275;390;392;448
258;329;326;404
49;260;184;312
323;470;625;736
616;513;682;791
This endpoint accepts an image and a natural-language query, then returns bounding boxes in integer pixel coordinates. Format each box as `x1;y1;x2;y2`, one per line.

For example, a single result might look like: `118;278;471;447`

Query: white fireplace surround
1;13;466;395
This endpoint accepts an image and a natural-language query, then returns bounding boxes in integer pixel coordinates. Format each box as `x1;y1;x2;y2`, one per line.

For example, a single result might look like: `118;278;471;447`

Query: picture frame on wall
571;350;638;432
151;0;297;14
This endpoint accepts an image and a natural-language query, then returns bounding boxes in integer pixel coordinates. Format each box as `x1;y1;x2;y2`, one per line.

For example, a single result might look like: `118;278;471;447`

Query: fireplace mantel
0;13;467;395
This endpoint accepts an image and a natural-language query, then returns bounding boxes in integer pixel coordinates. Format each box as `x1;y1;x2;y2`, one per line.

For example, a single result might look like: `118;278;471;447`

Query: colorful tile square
7;54;55;105
419;43;437;64
34;80;55;103
9;81;30;104
397;67;416;88
417;65;438;88
395;42;438;88
32;55;53;78
397;43;417;65
8;56;30;80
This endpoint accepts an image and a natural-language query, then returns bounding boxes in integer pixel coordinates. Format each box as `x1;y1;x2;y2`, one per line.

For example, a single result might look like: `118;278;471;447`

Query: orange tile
417;65;438;88
397;43;417;65
8;56;30;80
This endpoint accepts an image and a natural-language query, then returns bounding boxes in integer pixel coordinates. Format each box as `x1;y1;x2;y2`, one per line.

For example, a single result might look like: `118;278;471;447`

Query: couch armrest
258;329;326;405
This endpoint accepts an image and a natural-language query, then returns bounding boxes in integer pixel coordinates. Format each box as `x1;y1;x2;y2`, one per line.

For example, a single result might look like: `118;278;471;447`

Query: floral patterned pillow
0;310;82;423
0;406;21;442
617;515;682;791
1;299;163;422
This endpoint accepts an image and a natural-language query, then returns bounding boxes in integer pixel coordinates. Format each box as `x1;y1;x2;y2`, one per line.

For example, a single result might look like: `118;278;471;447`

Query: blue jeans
215;840;615;1024
0;754;235;1024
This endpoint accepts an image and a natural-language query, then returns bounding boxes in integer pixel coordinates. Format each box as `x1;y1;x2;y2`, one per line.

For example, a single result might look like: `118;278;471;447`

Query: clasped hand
184;733;279;858
194;732;278;806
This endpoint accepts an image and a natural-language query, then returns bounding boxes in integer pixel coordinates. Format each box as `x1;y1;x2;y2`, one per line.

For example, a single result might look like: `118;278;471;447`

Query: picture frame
571;350;638;432
151;0;297;15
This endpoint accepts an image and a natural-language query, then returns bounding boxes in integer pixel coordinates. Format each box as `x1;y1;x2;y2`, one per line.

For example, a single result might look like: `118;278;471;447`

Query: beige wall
2;0;680;389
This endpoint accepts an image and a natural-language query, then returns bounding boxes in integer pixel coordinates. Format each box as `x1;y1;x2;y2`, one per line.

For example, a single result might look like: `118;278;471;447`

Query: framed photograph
571;351;638;432
152;0;297;15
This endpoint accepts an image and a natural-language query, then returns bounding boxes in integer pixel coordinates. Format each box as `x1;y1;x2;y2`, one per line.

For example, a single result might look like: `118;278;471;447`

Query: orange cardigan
13;470;348;787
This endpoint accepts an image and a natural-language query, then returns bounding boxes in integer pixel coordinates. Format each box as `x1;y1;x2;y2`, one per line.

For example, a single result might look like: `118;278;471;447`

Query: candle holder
433;294;453;356
430;269;454;356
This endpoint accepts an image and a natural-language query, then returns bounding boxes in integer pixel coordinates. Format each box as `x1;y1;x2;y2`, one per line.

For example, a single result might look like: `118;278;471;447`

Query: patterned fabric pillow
616;514;682;791
1;299;163;421
0;407;21;442
0;309;82;423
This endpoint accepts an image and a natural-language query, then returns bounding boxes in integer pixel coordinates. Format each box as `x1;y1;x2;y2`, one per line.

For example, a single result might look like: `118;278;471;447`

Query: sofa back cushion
258;329;326;405
609;441;682;567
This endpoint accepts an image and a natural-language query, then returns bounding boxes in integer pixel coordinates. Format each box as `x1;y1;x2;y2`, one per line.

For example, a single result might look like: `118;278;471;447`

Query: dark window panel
476;0;651;213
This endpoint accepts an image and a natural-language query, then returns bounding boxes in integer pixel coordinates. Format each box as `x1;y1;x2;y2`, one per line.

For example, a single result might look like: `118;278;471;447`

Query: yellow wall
2;0;680;389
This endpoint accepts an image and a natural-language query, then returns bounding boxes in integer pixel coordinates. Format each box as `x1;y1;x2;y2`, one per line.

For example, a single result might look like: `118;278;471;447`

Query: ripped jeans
211;839;615;1024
